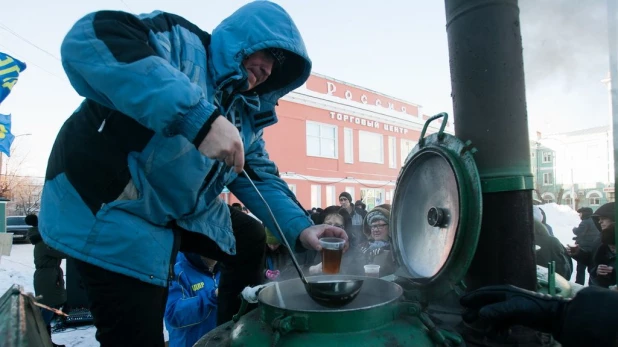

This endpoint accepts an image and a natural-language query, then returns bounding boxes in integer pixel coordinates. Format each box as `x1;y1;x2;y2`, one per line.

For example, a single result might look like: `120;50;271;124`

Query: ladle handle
241;169;309;285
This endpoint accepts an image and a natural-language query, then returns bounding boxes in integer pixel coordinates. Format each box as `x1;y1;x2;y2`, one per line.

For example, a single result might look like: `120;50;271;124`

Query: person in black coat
590;224;616;288
535;220;572;280
571;207;600;284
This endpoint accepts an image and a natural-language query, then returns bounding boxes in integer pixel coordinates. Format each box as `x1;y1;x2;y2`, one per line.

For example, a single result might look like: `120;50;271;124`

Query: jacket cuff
180;99;219;144
285;216;314;253
192;111;222;148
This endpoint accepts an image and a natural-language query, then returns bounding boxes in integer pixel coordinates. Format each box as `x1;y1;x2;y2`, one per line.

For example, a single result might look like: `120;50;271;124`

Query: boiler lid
391;113;482;301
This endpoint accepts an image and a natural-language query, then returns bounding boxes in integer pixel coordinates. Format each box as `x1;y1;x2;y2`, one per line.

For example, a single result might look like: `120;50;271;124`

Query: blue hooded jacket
39;1;313;287
165;253;220;347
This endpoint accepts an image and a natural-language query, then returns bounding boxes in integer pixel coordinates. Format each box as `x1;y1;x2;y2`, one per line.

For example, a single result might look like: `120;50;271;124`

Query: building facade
227;73;452;211
532;126;615;209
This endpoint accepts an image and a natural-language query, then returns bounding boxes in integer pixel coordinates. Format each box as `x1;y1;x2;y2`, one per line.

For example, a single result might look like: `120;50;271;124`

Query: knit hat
363;204;391;238
339;192;352;203
265;228;279;245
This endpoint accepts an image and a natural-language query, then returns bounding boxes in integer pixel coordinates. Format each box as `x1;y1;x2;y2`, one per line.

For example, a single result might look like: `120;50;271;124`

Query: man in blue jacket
165;252;220;347
39;2;347;346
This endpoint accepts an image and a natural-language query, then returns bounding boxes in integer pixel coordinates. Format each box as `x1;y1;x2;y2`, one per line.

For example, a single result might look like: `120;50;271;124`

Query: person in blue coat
165;252;220;347
38;2;347;346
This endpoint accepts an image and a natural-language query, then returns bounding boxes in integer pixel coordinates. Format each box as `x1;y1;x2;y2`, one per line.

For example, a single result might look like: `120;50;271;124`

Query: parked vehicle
7;216;29;243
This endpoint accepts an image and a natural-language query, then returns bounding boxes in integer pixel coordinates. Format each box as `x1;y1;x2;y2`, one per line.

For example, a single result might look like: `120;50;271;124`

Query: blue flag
0;52;27;104
0;114;15;157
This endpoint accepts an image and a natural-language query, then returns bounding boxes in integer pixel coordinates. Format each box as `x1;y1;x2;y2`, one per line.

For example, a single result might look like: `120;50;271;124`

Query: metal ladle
242;169;364;307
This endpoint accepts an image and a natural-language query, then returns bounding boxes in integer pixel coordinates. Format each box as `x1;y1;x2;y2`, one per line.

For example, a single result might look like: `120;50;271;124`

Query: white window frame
401;139;417;166
542;172;553;185
589;193;601;206
388;136;397;169
326;186;336;206
311;185;322;208
344;128;354;164
288;184;296;196
345;187;355;202
358;130;384;164
306;121;338;159
542;152;552;163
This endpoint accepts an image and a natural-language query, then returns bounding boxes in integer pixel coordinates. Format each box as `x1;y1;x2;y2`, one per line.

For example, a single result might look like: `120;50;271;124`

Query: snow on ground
0;243;168;347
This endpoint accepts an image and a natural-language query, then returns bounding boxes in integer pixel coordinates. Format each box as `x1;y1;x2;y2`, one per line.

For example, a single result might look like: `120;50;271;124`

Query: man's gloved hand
460;285;567;335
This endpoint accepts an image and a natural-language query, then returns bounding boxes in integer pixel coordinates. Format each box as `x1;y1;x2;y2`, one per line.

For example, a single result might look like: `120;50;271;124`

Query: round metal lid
391;113;482;301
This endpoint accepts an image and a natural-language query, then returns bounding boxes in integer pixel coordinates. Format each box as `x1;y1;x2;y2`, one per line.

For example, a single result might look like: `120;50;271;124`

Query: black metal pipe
444;0;537;291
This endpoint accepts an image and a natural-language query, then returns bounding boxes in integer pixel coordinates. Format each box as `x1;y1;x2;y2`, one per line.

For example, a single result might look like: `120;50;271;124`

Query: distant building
224;72;453;211
532;126;614;209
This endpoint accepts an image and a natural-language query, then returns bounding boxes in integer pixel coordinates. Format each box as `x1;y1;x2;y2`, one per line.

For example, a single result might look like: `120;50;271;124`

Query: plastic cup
364;264;381;278
319;237;345;274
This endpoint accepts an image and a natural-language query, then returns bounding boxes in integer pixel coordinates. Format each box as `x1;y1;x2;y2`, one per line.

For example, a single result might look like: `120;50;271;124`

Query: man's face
242;50;275;91
339;197;350;209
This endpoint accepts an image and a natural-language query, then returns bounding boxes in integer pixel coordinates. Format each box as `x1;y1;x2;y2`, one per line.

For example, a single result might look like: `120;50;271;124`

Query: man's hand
460;285;567;334
198;116;245;173
298;224;348;251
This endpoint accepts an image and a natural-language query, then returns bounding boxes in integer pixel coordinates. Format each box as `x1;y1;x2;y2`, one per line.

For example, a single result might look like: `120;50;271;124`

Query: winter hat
363;204;391;238
577;207;593;219
339;192;352;203
265;228;279;245
533;206;543;223
592;202;615;221
355;200;366;210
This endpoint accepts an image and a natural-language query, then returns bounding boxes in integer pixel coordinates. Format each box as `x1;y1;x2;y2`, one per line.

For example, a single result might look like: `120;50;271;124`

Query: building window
326;186;336;206
589;193;601;206
306;121;337;159
531;152;535;158
288;184;296;196
359;131;384;164
401;140;416;166
607;192;615;203
361;188;385;211
345;186;355;202
564;197;572;206
311;185;322;208
388;136;397;169
542;152;552;163
344;128;353;163
543;172;553;185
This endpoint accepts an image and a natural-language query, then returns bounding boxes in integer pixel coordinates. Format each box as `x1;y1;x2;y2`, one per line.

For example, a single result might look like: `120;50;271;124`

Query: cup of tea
364;264;380;278
319;237;345;274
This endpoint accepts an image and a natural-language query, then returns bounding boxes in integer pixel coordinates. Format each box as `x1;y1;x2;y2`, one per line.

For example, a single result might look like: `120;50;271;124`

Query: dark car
7;216;29;243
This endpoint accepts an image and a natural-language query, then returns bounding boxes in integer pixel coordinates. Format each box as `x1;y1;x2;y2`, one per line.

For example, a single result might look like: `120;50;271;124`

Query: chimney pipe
444;0;537;292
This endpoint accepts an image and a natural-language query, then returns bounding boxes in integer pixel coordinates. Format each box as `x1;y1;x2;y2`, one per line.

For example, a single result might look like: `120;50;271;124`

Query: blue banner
0;114;14;157
0;52;27;104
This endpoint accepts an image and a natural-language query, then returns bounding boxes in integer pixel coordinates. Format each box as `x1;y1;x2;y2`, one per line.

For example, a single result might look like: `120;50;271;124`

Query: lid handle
419;112;448;147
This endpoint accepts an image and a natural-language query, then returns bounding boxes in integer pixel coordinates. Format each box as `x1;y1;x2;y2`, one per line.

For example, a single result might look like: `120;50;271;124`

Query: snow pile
537;203;581;246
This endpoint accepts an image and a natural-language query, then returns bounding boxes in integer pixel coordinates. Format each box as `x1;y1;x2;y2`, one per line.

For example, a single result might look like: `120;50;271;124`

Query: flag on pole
0;52;27;104
0;114;15;156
